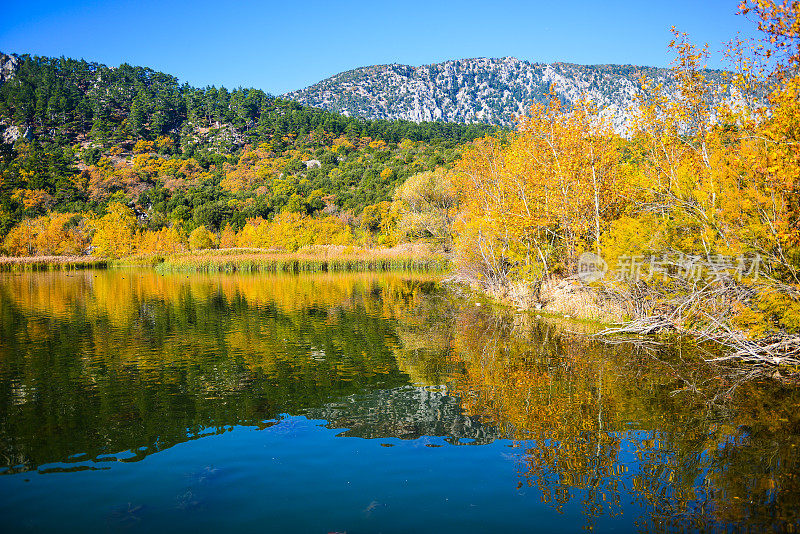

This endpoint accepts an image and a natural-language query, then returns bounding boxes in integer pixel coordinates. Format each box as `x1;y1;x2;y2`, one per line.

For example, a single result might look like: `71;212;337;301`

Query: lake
0;270;798;532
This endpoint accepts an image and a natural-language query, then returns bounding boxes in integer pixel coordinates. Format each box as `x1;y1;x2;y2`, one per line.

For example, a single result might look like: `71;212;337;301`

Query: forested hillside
0;52;497;243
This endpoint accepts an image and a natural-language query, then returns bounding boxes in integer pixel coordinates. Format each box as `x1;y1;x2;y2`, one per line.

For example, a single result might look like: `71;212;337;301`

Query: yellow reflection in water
1;270;799;532
433;306;800;532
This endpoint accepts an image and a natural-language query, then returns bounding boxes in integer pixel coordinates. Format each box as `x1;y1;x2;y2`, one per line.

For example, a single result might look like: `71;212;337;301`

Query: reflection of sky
0;416;649;533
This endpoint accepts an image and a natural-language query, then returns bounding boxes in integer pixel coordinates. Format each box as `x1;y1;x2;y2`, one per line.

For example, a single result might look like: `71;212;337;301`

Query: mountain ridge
283;56;729;133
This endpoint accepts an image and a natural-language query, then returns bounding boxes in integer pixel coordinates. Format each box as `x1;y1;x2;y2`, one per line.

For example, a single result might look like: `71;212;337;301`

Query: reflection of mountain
306;385;504;444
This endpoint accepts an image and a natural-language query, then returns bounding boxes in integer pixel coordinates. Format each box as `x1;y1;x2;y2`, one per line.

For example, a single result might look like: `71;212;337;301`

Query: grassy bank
0;255;108;271
1;245;450;273
153;245;450;273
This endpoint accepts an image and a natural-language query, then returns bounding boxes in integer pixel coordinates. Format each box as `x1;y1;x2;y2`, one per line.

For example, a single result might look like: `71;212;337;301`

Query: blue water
1;271;798;532
1;416;644;533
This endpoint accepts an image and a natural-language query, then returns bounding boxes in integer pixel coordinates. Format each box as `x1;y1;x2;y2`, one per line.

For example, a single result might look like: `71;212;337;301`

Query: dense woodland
0;52;496;249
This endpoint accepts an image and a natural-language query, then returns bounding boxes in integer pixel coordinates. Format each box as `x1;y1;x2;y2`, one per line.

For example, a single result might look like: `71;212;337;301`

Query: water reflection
0;271;427;472
439;308;800;531
0;270;798;532
307;385;500;444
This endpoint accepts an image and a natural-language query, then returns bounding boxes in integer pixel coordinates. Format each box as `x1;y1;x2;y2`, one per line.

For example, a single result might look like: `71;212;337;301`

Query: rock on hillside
0;53;19;85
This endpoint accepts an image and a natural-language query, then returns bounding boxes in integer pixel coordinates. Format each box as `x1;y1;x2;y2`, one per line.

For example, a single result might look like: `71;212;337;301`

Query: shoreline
154;247;449;273
4;252;798;375
452;273;800;374
0;255;108;271
0;246;449;274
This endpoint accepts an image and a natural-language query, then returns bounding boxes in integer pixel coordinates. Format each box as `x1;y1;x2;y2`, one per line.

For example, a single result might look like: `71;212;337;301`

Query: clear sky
0;0;761;95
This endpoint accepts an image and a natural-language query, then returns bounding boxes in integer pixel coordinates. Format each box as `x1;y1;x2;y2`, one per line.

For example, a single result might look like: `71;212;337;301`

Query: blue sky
0;1;760;94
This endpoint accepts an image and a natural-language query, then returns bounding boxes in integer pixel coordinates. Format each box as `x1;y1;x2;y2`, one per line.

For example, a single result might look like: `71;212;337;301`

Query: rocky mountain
283;57;728;134
0;53;19;84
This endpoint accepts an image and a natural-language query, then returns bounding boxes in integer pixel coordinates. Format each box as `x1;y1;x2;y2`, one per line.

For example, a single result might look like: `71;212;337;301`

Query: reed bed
155;246;450;274
0;255;108;271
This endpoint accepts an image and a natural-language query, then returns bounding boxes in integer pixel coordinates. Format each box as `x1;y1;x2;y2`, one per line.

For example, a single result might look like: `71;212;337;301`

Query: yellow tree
454;134;528;288
189;225;217;251
2;213;91;256
393;170;458;249
511;97;628;256
453;94;629;295
218;224;238;249
737;1;800;266
628;29;741;257
138;226;188;254
626;23;799;279
91;202;137;258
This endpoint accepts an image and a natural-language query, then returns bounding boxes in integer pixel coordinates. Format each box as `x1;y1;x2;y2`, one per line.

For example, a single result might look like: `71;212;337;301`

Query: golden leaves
452;93;631;283
1;212;90;256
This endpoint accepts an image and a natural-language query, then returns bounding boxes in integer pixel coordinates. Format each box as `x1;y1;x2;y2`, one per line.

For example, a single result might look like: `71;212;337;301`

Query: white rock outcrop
283;57;732;135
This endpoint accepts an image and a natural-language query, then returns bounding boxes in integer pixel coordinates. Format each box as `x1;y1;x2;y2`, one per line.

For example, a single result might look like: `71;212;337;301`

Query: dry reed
0;256;108;271
154;245;450;274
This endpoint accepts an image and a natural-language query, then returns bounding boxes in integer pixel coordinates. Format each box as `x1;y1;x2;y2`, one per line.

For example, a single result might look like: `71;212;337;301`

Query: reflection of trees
0;271;439;473
444;309;626;530
389;282;457;386
439;305;800;532
1;271;799;531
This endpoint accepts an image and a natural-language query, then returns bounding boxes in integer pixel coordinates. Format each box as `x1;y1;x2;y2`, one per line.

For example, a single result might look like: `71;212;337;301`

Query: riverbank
449;274;630;324
454;271;800;372
0;244;449;274
0;255;108;271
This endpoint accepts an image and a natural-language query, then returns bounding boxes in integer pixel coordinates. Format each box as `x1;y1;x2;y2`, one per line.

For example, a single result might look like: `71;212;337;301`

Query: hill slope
283;57;728;133
0;52;497;240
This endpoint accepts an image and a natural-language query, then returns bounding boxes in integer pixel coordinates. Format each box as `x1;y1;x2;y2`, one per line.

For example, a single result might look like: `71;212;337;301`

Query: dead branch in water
705;334;800;366
597;316;677;336
593;272;800;368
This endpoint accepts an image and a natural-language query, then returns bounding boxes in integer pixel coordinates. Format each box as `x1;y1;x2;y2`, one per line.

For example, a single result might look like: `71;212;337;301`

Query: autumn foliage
3;2;800;347
2;212;91;256
454;97;630;289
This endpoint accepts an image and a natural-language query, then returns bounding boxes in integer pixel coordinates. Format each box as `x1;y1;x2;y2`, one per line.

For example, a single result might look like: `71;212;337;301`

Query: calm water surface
0;270;798;532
